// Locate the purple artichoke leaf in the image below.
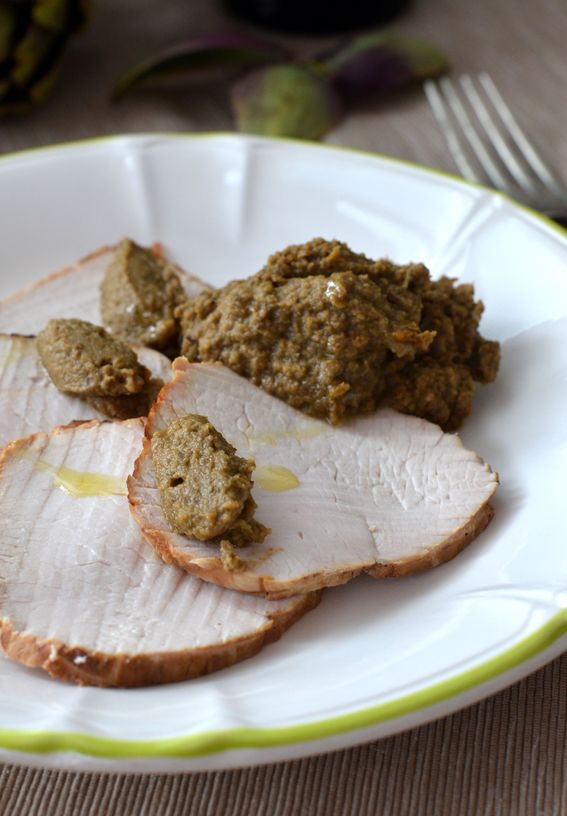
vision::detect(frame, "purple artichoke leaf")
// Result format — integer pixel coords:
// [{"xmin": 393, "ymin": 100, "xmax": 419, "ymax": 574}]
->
[
  {"xmin": 230, "ymin": 64, "xmax": 342, "ymax": 141},
  {"xmin": 112, "ymin": 32, "xmax": 289, "ymax": 100},
  {"xmin": 322, "ymin": 32, "xmax": 448, "ymax": 98}
]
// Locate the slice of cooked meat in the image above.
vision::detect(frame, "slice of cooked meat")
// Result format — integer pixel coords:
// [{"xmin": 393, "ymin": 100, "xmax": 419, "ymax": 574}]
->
[
  {"xmin": 129, "ymin": 360, "xmax": 498, "ymax": 599},
  {"xmin": 0, "ymin": 419, "xmax": 319, "ymax": 688},
  {"xmin": 0, "ymin": 244, "xmax": 210, "ymax": 335},
  {"xmin": 0, "ymin": 334, "xmax": 171, "ymax": 449}
]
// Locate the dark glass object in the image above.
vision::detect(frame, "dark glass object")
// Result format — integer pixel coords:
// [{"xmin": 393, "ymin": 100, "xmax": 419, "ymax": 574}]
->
[{"xmin": 223, "ymin": 0, "xmax": 413, "ymax": 34}]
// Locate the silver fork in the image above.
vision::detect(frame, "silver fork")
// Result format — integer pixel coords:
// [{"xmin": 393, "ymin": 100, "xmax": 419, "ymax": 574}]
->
[{"xmin": 424, "ymin": 72, "xmax": 567, "ymax": 227}]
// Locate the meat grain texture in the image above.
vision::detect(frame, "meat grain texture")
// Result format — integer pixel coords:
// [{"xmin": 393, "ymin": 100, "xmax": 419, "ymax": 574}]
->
[
  {"xmin": 129, "ymin": 360, "xmax": 498, "ymax": 599},
  {"xmin": 0, "ymin": 243, "xmax": 210, "ymax": 336},
  {"xmin": 0, "ymin": 420, "xmax": 319, "ymax": 687},
  {"xmin": 0, "ymin": 333, "xmax": 171, "ymax": 449}
]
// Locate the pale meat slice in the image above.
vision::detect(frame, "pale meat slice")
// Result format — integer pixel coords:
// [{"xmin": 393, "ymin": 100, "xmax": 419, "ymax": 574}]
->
[
  {"xmin": 0, "ymin": 419, "xmax": 319, "ymax": 687},
  {"xmin": 129, "ymin": 361, "xmax": 498, "ymax": 599},
  {"xmin": 0, "ymin": 334, "xmax": 172, "ymax": 449},
  {"xmin": 0, "ymin": 245, "xmax": 210, "ymax": 334}
]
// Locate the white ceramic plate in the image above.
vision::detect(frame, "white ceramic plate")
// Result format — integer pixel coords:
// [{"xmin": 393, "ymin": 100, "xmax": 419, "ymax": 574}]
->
[{"xmin": 0, "ymin": 134, "xmax": 566, "ymax": 773}]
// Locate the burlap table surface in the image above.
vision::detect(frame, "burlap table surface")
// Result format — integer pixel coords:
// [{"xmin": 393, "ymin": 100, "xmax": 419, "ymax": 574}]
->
[{"xmin": 1, "ymin": 0, "xmax": 566, "ymax": 813}]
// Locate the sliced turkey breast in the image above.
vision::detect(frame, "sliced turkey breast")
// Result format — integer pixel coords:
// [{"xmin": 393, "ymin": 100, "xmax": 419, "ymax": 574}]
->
[
  {"xmin": 0, "ymin": 334, "xmax": 171, "ymax": 449},
  {"xmin": 0, "ymin": 245, "xmax": 210, "ymax": 335},
  {"xmin": 129, "ymin": 360, "xmax": 498, "ymax": 599},
  {"xmin": 0, "ymin": 419, "xmax": 319, "ymax": 687}
]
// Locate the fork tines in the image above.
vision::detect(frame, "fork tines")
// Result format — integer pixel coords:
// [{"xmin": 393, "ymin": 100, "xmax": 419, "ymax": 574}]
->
[{"xmin": 424, "ymin": 72, "xmax": 566, "ymax": 206}]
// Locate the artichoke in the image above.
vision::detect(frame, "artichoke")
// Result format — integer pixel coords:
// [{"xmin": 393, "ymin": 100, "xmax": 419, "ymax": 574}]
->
[
  {"xmin": 231, "ymin": 64, "xmax": 342, "ymax": 141},
  {"xmin": 114, "ymin": 29, "xmax": 448, "ymax": 142},
  {"xmin": 0, "ymin": 0, "xmax": 89, "ymax": 116}
]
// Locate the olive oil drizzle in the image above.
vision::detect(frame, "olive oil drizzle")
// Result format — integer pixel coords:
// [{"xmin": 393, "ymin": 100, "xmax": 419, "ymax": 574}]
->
[
  {"xmin": 246, "ymin": 422, "xmax": 326, "ymax": 448},
  {"xmin": 35, "ymin": 460, "xmax": 127, "ymax": 498},
  {"xmin": 0, "ymin": 338, "xmax": 33, "ymax": 372},
  {"xmin": 254, "ymin": 465, "xmax": 299, "ymax": 492}
]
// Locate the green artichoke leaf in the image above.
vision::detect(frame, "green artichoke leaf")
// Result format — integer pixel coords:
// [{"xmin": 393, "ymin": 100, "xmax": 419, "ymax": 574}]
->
[
  {"xmin": 0, "ymin": 5, "xmax": 19, "ymax": 62},
  {"xmin": 231, "ymin": 64, "xmax": 342, "ymax": 140},
  {"xmin": 113, "ymin": 32, "xmax": 288, "ymax": 100},
  {"xmin": 33, "ymin": 0, "xmax": 90, "ymax": 33},
  {"xmin": 11, "ymin": 25, "xmax": 53, "ymax": 87},
  {"xmin": 0, "ymin": 0, "xmax": 90, "ymax": 116},
  {"xmin": 322, "ymin": 32, "xmax": 448, "ymax": 98}
]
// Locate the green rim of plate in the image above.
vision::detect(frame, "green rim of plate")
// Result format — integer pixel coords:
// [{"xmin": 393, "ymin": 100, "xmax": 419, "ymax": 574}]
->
[
  {"xmin": 0, "ymin": 133, "xmax": 566, "ymax": 761},
  {"xmin": 2, "ymin": 609, "xmax": 567, "ymax": 758}
]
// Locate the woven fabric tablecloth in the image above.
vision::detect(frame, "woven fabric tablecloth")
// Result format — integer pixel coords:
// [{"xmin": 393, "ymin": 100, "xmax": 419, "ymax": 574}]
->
[
  {"xmin": 1, "ymin": 657, "xmax": 567, "ymax": 814},
  {"xmin": 1, "ymin": 0, "xmax": 566, "ymax": 813}
]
